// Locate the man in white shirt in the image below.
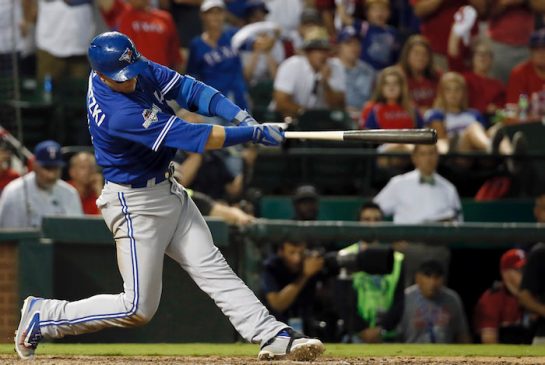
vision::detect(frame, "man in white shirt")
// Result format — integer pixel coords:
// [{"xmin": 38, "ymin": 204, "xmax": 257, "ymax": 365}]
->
[
  {"xmin": 374, "ymin": 144, "xmax": 462, "ymax": 224},
  {"xmin": 374, "ymin": 144, "xmax": 462, "ymax": 286},
  {"xmin": 273, "ymin": 26, "xmax": 346, "ymax": 118},
  {"xmin": 35, "ymin": 0, "xmax": 96, "ymax": 82},
  {"xmin": 0, "ymin": 140, "xmax": 83, "ymax": 228}
]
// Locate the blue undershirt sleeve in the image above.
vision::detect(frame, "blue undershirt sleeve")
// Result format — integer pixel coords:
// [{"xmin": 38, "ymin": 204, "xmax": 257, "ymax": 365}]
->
[
  {"xmin": 175, "ymin": 75, "xmax": 242, "ymax": 122},
  {"xmin": 223, "ymin": 126, "xmax": 254, "ymax": 147}
]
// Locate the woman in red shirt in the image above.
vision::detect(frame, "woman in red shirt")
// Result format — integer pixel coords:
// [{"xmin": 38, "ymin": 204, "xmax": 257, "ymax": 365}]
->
[
  {"xmin": 360, "ymin": 66, "xmax": 423, "ymax": 168},
  {"xmin": 397, "ymin": 35, "xmax": 440, "ymax": 115},
  {"xmin": 360, "ymin": 66, "xmax": 423, "ymax": 129}
]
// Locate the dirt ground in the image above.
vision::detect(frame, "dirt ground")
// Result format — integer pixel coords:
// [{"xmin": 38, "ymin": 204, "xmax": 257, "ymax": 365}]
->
[{"xmin": 2, "ymin": 355, "xmax": 545, "ymax": 365}]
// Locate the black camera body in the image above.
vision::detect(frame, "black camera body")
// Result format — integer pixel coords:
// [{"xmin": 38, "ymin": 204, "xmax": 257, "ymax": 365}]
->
[{"xmin": 324, "ymin": 246, "xmax": 394, "ymax": 275}]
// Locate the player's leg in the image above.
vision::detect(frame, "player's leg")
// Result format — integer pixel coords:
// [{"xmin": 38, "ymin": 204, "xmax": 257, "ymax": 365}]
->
[
  {"xmin": 15, "ymin": 183, "xmax": 177, "ymax": 358},
  {"xmin": 165, "ymin": 189, "xmax": 285, "ymax": 344},
  {"xmin": 165, "ymin": 185, "xmax": 324, "ymax": 360}
]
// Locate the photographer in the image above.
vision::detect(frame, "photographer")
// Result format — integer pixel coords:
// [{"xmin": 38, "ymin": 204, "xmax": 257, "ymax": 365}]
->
[
  {"xmin": 336, "ymin": 203, "xmax": 405, "ymax": 343},
  {"xmin": 261, "ymin": 240, "xmax": 324, "ymax": 336}
]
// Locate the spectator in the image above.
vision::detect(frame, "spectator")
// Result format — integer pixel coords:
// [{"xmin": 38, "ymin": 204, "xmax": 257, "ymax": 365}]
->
[
  {"xmin": 166, "ymin": 0, "xmax": 202, "ymax": 68},
  {"xmin": 0, "ymin": 0, "xmax": 34, "ymax": 79},
  {"xmin": 261, "ymin": 239, "xmax": 325, "ymax": 335},
  {"xmin": 265, "ymin": 0, "xmax": 306, "ymax": 40},
  {"xmin": 337, "ymin": 202, "xmax": 405, "ymax": 343},
  {"xmin": 186, "ymin": 0, "xmax": 248, "ymax": 181},
  {"xmin": 329, "ymin": 0, "xmax": 365, "ymax": 33},
  {"xmin": 425, "ymin": 72, "xmax": 510, "ymax": 155},
  {"xmin": 112, "ymin": 0, "xmax": 184, "ymax": 71},
  {"xmin": 0, "ymin": 141, "xmax": 20, "ymax": 195},
  {"xmin": 474, "ymin": 248, "xmax": 534, "ymax": 344},
  {"xmin": 374, "ymin": 144, "xmax": 462, "ymax": 224},
  {"xmin": 292, "ymin": 184, "xmax": 320, "ymax": 221},
  {"xmin": 519, "ymin": 243, "xmax": 545, "ymax": 345},
  {"xmin": 34, "ymin": 0, "xmax": 95, "ymax": 83},
  {"xmin": 273, "ymin": 26, "xmax": 346, "ymax": 118},
  {"xmin": 373, "ymin": 144, "xmax": 460, "ymax": 285},
  {"xmin": 397, "ymin": 260, "xmax": 471, "ymax": 343},
  {"xmin": 356, "ymin": 0, "xmax": 400, "ymax": 71},
  {"xmin": 332, "ymin": 26, "xmax": 376, "ymax": 122},
  {"xmin": 0, "ymin": 140, "xmax": 82, "ymax": 228},
  {"xmin": 449, "ymin": 36, "xmax": 506, "ymax": 121},
  {"xmin": 360, "ymin": 66, "xmax": 423, "ymax": 130},
  {"xmin": 236, "ymin": 1, "xmax": 285, "ymax": 86},
  {"xmin": 471, "ymin": 0, "xmax": 545, "ymax": 84},
  {"xmin": 187, "ymin": 0, "xmax": 249, "ymax": 112},
  {"xmin": 286, "ymin": 7, "xmax": 324, "ymax": 55},
  {"xmin": 67, "ymin": 152, "xmax": 102, "ymax": 215},
  {"xmin": 410, "ymin": 0, "xmax": 471, "ymax": 71},
  {"xmin": 397, "ymin": 34, "xmax": 440, "ymax": 114},
  {"xmin": 506, "ymin": 29, "xmax": 545, "ymax": 106},
  {"xmin": 360, "ymin": 67, "xmax": 422, "ymax": 166}
]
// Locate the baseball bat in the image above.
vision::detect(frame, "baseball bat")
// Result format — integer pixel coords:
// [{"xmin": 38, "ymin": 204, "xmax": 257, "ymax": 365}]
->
[{"xmin": 284, "ymin": 129, "xmax": 437, "ymax": 144}]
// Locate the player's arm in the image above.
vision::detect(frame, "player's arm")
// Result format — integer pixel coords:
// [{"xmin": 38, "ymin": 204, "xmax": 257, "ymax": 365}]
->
[
  {"xmin": 169, "ymin": 74, "xmax": 259, "ymax": 126},
  {"xmin": 109, "ymin": 106, "xmax": 284, "ymax": 153}
]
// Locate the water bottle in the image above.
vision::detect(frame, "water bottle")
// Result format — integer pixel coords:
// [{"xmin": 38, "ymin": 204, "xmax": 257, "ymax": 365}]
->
[
  {"xmin": 43, "ymin": 73, "xmax": 53, "ymax": 103},
  {"xmin": 518, "ymin": 93, "xmax": 529, "ymax": 122}
]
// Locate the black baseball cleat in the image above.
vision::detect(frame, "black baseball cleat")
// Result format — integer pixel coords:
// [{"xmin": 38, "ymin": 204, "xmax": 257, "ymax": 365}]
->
[
  {"xmin": 258, "ymin": 328, "xmax": 325, "ymax": 361},
  {"xmin": 14, "ymin": 296, "xmax": 44, "ymax": 360}
]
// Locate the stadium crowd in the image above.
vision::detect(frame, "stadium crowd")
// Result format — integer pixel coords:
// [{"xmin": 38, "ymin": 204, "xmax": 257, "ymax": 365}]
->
[{"xmin": 1, "ymin": 0, "xmax": 545, "ymax": 346}]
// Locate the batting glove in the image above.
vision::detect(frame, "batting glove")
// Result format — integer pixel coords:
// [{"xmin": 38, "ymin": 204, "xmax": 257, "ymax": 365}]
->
[{"xmin": 252, "ymin": 124, "xmax": 285, "ymax": 146}]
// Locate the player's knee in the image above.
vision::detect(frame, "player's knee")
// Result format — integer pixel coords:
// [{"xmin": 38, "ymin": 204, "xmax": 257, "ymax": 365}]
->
[{"xmin": 124, "ymin": 311, "xmax": 154, "ymax": 327}]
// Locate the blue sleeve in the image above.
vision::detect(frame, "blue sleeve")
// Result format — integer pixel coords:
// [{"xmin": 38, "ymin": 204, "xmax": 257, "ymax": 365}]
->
[
  {"xmin": 415, "ymin": 110, "xmax": 424, "ymax": 128},
  {"xmin": 365, "ymin": 108, "xmax": 380, "ymax": 129},
  {"xmin": 424, "ymin": 109, "xmax": 444, "ymax": 125},
  {"xmin": 109, "ymin": 105, "xmax": 212, "ymax": 153},
  {"xmin": 151, "ymin": 60, "xmax": 243, "ymax": 122},
  {"xmin": 175, "ymin": 75, "xmax": 243, "ymax": 122},
  {"xmin": 149, "ymin": 61, "xmax": 183, "ymax": 100}
]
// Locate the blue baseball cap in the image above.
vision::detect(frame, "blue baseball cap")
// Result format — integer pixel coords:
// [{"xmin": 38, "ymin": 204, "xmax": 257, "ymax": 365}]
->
[
  {"xmin": 34, "ymin": 140, "xmax": 65, "ymax": 167},
  {"xmin": 337, "ymin": 26, "xmax": 360, "ymax": 43},
  {"xmin": 529, "ymin": 28, "xmax": 545, "ymax": 49}
]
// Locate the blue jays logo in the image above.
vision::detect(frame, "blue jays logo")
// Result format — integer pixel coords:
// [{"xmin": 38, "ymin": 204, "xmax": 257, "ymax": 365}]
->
[
  {"xmin": 119, "ymin": 48, "xmax": 133, "ymax": 64},
  {"xmin": 142, "ymin": 104, "xmax": 161, "ymax": 128}
]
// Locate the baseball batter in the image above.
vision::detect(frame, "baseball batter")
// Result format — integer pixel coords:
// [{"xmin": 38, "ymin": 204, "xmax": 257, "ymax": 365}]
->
[{"xmin": 14, "ymin": 32, "xmax": 324, "ymax": 361}]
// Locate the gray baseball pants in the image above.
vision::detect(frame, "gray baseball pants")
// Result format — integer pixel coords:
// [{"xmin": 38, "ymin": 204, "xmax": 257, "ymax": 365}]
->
[{"xmin": 36, "ymin": 178, "xmax": 286, "ymax": 345}]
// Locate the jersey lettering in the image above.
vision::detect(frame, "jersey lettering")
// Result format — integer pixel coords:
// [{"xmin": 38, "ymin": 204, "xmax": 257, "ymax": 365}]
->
[{"xmin": 89, "ymin": 99, "xmax": 106, "ymax": 126}]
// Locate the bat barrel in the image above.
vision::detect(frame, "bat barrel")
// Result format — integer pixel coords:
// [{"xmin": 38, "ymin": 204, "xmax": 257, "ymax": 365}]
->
[{"xmin": 343, "ymin": 129, "xmax": 437, "ymax": 144}]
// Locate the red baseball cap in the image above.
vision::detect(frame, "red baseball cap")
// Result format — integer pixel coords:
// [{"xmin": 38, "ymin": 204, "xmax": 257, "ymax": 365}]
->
[{"xmin": 500, "ymin": 249, "xmax": 526, "ymax": 271}]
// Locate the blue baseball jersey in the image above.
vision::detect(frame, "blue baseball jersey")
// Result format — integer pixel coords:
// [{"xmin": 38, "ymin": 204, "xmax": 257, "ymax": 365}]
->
[
  {"xmin": 86, "ymin": 60, "xmax": 213, "ymax": 185},
  {"xmin": 186, "ymin": 26, "xmax": 248, "ymax": 110},
  {"xmin": 355, "ymin": 21, "xmax": 399, "ymax": 71}
]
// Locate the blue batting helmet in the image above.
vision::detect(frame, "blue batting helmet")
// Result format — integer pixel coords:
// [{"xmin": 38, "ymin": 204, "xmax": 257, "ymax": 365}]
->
[{"xmin": 88, "ymin": 32, "xmax": 147, "ymax": 82}]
